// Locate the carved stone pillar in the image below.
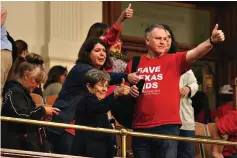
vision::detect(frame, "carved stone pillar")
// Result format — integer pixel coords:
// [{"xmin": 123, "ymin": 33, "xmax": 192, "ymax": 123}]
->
[{"xmin": 46, "ymin": 1, "xmax": 102, "ymax": 70}]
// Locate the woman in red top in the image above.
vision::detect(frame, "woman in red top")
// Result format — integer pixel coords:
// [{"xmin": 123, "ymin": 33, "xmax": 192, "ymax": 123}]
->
[{"xmin": 212, "ymin": 111, "xmax": 237, "ymax": 158}]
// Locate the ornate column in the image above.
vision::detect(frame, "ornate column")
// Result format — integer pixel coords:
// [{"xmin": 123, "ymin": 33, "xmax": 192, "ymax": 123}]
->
[{"xmin": 46, "ymin": 1, "xmax": 102, "ymax": 70}]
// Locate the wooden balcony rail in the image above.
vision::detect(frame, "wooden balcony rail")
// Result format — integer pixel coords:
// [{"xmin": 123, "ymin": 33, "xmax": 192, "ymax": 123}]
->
[{"xmin": 1, "ymin": 116, "xmax": 237, "ymax": 158}]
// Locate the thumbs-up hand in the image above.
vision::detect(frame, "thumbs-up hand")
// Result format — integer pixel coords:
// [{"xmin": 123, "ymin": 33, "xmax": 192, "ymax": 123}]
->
[
  {"xmin": 211, "ymin": 24, "xmax": 225, "ymax": 44},
  {"xmin": 121, "ymin": 3, "xmax": 133, "ymax": 21},
  {"xmin": 114, "ymin": 78, "xmax": 130, "ymax": 98}
]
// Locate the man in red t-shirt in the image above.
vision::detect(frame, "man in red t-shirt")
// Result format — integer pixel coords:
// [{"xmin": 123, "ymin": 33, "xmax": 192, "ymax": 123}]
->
[
  {"xmin": 125, "ymin": 24, "xmax": 225, "ymax": 158},
  {"xmin": 212, "ymin": 111, "xmax": 237, "ymax": 158}
]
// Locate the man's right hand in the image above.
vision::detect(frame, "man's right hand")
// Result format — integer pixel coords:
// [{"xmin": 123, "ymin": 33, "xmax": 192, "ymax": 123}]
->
[{"xmin": 129, "ymin": 85, "xmax": 139, "ymax": 98}]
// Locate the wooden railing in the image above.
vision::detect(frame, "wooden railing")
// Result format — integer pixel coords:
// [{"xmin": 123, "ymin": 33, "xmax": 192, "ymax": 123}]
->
[{"xmin": 1, "ymin": 116, "xmax": 237, "ymax": 158}]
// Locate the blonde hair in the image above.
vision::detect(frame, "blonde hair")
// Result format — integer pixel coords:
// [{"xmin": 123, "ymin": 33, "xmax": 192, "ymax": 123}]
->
[{"xmin": 14, "ymin": 53, "xmax": 47, "ymax": 84}]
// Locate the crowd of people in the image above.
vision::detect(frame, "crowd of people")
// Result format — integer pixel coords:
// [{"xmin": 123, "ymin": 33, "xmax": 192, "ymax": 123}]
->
[{"xmin": 1, "ymin": 4, "xmax": 236, "ymax": 158}]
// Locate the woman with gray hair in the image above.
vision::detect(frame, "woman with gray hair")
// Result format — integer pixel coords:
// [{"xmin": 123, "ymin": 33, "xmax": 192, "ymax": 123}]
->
[{"xmin": 71, "ymin": 69, "xmax": 130, "ymax": 158}]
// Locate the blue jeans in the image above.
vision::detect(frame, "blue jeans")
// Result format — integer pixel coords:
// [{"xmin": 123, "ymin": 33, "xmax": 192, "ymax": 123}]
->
[
  {"xmin": 177, "ymin": 130, "xmax": 195, "ymax": 158},
  {"xmin": 132, "ymin": 124, "xmax": 180, "ymax": 158}
]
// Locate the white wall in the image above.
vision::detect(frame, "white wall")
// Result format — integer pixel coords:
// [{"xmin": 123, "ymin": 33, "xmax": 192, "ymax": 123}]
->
[{"xmin": 2, "ymin": 1, "xmax": 103, "ymax": 71}]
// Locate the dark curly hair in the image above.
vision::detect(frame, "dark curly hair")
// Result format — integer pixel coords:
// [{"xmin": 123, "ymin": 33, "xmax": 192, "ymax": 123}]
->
[{"xmin": 76, "ymin": 38, "xmax": 112, "ymax": 70}]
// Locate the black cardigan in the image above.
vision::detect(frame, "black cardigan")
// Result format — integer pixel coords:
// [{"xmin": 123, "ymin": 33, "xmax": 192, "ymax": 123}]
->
[
  {"xmin": 71, "ymin": 93, "xmax": 118, "ymax": 157},
  {"xmin": 1, "ymin": 80, "xmax": 46, "ymax": 151}
]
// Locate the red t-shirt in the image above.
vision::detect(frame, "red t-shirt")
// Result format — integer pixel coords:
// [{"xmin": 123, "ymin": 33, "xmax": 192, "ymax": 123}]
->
[
  {"xmin": 125, "ymin": 52, "xmax": 189, "ymax": 128},
  {"xmin": 216, "ymin": 101, "xmax": 233, "ymax": 119},
  {"xmin": 216, "ymin": 111, "xmax": 237, "ymax": 156}
]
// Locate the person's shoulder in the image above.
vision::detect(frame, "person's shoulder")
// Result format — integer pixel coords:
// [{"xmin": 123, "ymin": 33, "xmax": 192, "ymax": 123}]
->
[
  {"xmin": 3, "ymin": 85, "xmax": 26, "ymax": 101},
  {"xmin": 217, "ymin": 110, "xmax": 237, "ymax": 125},
  {"xmin": 73, "ymin": 62, "xmax": 93, "ymax": 71},
  {"xmin": 83, "ymin": 93, "xmax": 98, "ymax": 100},
  {"xmin": 140, "ymin": 54, "xmax": 147, "ymax": 59},
  {"xmin": 183, "ymin": 69, "xmax": 194, "ymax": 76},
  {"xmin": 80, "ymin": 93, "xmax": 99, "ymax": 104},
  {"xmin": 4, "ymin": 81, "xmax": 24, "ymax": 93},
  {"xmin": 132, "ymin": 54, "xmax": 147, "ymax": 62},
  {"xmin": 218, "ymin": 101, "xmax": 233, "ymax": 110},
  {"xmin": 48, "ymin": 83, "xmax": 62, "ymax": 88},
  {"xmin": 173, "ymin": 51, "xmax": 187, "ymax": 56}
]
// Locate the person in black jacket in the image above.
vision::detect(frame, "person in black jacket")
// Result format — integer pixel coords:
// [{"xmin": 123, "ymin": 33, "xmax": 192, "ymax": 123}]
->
[
  {"xmin": 1, "ymin": 53, "xmax": 60, "ymax": 152},
  {"xmin": 71, "ymin": 69, "xmax": 131, "ymax": 158},
  {"xmin": 47, "ymin": 38, "xmax": 140, "ymax": 155}
]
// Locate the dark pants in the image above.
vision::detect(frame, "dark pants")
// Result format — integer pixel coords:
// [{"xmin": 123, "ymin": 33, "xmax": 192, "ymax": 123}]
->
[
  {"xmin": 71, "ymin": 131, "xmax": 116, "ymax": 158},
  {"xmin": 177, "ymin": 130, "xmax": 195, "ymax": 158},
  {"xmin": 47, "ymin": 131, "xmax": 74, "ymax": 155},
  {"xmin": 132, "ymin": 124, "xmax": 180, "ymax": 158}
]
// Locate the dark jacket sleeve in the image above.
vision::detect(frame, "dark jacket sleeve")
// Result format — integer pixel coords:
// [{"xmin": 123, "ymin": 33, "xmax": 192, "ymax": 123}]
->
[
  {"xmin": 108, "ymin": 72, "xmax": 128, "ymax": 85},
  {"xmin": 4, "ymin": 87, "xmax": 46, "ymax": 120},
  {"xmin": 82, "ymin": 93, "xmax": 117, "ymax": 115}
]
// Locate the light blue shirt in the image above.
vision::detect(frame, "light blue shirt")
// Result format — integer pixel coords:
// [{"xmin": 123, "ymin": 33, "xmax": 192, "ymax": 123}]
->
[{"xmin": 1, "ymin": 24, "xmax": 12, "ymax": 51}]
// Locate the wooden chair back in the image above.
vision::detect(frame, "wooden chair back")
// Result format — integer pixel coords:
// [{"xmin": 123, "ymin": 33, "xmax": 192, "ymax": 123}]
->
[
  {"xmin": 195, "ymin": 122, "xmax": 207, "ymax": 158},
  {"xmin": 45, "ymin": 95, "xmax": 58, "ymax": 106},
  {"xmin": 30, "ymin": 93, "xmax": 44, "ymax": 107}
]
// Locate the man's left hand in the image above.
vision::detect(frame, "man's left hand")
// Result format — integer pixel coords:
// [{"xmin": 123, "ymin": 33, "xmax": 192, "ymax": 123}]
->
[{"xmin": 211, "ymin": 24, "xmax": 225, "ymax": 44}]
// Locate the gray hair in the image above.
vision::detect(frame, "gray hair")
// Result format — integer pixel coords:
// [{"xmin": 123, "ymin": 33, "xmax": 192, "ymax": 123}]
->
[
  {"xmin": 145, "ymin": 24, "xmax": 165, "ymax": 37},
  {"xmin": 84, "ymin": 69, "xmax": 110, "ymax": 87}
]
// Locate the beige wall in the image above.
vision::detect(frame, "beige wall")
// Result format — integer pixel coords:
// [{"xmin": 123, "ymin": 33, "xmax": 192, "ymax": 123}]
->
[{"xmin": 2, "ymin": 1, "xmax": 102, "ymax": 71}]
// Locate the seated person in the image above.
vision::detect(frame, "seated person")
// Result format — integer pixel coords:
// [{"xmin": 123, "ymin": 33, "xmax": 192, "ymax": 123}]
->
[
  {"xmin": 212, "ymin": 111, "xmax": 237, "ymax": 158},
  {"xmin": 1, "ymin": 53, "xmax": 60, "ymax": 152},
  {"xmin": 15, "ymin": 39, "xmax": 28, "ymax": 58},
  {"xmin": 192, "ymin": 92, "xmax": 216, "ymax": 124},
  {"xmin": 71, "ymin": 69, "xmax": 131, "ymax": 158},
  {"xmin": 216, "ymin": 84, "xmax": 233, "ymax": 120},
  {"xmin": 43, "ymin": 65, "xmax": 68, "ymax": 96}
]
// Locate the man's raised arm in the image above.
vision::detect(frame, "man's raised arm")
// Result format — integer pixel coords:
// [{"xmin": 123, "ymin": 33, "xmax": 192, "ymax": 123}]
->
[{"xmin": 186, "ymin": 24, "xmax": 225, "ymax": 65}]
